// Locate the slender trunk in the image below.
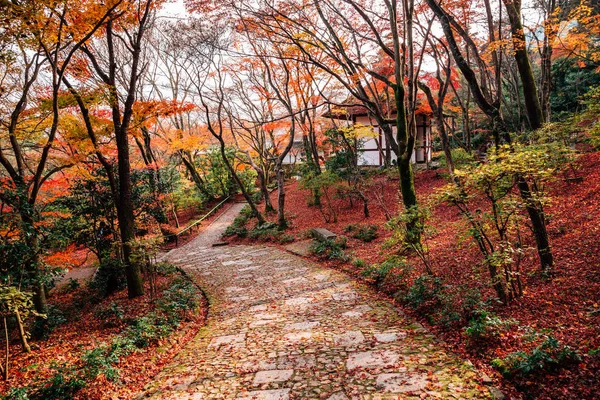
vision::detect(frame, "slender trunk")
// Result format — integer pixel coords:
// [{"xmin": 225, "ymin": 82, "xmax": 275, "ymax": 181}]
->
[
  {"xmin": 517, "ymin": 178, "xmax": 553, "ymax": 273},
  {"xmin": 116, "ymin": 128, "xmax": 144, "ymax": 298},
  {"xmin": 14, "ymin": 309, "xmax": 30, "ymax": 353},
  {"xmin": 136, "ymin": 138, "xmax": 169, "ymax": 228},
  {"xmin": 181, "ymin": 153, "xmax": 214, "ymax": 200},
  {"xmin": 503, "ymin": 0, "xmax": 545, "ymax": 129},
  {"xmin": 302, "ymin": 134, "xmax": 321, "ymax": 205},
  {"xmin": 3, "ymin": 317, "xmax": 8, "ymax": 380},
  {"xmin": 418, "ymin": 82, "xmax": 454, "ymax": 173},
  {"xmin": 276, "ymin": 161, "xmax": 287, "ymax": 229},
  {"xmin": 463, "ymin": 207, "xmax": 508, "ymax": 303},
  {"xmin": 219, "ymin": 142, "xmax": 265, "ymax": 225},
  {"xmin": 540, "ymin": 39, "xmax": 552, "ymax": 121},
  {"xmin": 19, "ymin": 208, "xmax": 48, "ymax": 316},
  {"xmin": 390, "ymin": 0, "xmax": 420, "ymax": 242},
  {"xmin": 438, "ymin": 119, "xmax": 454, "ymax": 173},
  {"xmin": 258, "ymin": 168, "xmax": 274, "ymax": 212}
]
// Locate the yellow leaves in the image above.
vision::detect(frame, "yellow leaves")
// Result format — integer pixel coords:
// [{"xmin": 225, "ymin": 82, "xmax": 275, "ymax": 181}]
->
[{"xmin": 338, "ymin": 124, "xmax": 377, "ymax": 140}]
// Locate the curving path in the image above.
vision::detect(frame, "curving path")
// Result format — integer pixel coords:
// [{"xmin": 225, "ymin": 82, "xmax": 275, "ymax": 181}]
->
[{"xmin": 138, "ymin": 204, "xmax": 491, "ymax": 399}]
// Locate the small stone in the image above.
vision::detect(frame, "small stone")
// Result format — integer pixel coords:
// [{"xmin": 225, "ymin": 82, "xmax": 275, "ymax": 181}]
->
[
  {"xmin": 285, "ymin": 321, "xmax": 320, "ymax": 331},
  {"xmin": 374, "ymin": 332, "xmax": 407, "ymax": 343},
  {"xmin": 285, "ymin": 297, "xmax": 311, "ymax": 306},
  {"xmin": 346, "ymin": 350, "xmax": 400, "ymax": 370},
  {"xmin": 481, "ymin": 373, "xmax": 493, "ymax": 385},
  {"xmin": 253, "ymin": 370, "xmax": 294, "ymax": 385},
  {"xmin": 249, "ymin": 304, "xmax": 268, "ymax": 312},
  {"xmin": 208, "ymin": 334, "xmax": 245, "ymax": 349},
  {"xmin": 237, "ymin": 389, "xmax": 291, "ymax": 400},
  {"xmin": 283, "ymin": 277, "xmax": 309, "ymax": 285},
  {"xmin": 489, "ymin": 387, "xmax": 506, "ymax": 400},
  {"xmin": 332, "ymin": 292, "xmax": 359, "ymax": 301},
  {"xmin": 239, "ymin": 265, "xmax": 260, "ymax": 272},
  {"xmin": 375, "ymin": 373, "xmax": 428, "ymax": 393},
  {"xmin": 283, "ymin": 332, "xmax": 313, "ymax": 342},
  {"xmin": 334, "ymin": 331, "xmax": 365, "ymax": 346},
  {"xmin": 313, "ymin": 273, "xmax": 329, "ymax": 281},
  {"xmin": 342, "ymin": 311, "xmax": 363, "ymax": 318}
]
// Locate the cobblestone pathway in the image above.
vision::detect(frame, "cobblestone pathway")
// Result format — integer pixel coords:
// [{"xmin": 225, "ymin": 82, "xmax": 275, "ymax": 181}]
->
[{"xmin": 139, "ymin": 205, "xmax": 491, "ymax": 399}]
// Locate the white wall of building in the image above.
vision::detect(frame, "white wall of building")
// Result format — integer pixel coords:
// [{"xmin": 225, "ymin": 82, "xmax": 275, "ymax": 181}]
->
[{"xmin": 353, "ymin": 114, "xmax": 431, "ymax": 166}]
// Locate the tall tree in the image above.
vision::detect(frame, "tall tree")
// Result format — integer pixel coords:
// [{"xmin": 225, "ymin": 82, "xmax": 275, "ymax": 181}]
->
[
  {"xmin": 66, "ymin": 0, "xmax": 159, "ymax": 297},
  {"xmin": 0, "ymin": 0, "xmax": 117, "ymax": 312},
  {"xmin": 425, "ymin": 0, "xmax": 554, "ymax": 273}
]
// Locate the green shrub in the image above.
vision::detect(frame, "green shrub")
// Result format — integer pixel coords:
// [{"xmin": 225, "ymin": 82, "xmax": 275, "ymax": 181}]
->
[
  {"xmin": 123, "ymin": 313, "xmax": 172, "ymax": 348},
  {"xmin": 345, "ymin": 224, "xmax": 378, "ymax": 242},
  {"xmin": 65, "ymin": 278, "xmax": 80, "ymax": 292},
  {"xmin": 81, "ymin": 346, "xmax": 120, "ymax": 382},
  {"xmin": 362, "ymin": 256, "xmax": 408, "ymax": 287},
  {"xmin": 90, "ymin": 257, "xmax": 126, "ymax": 296},
  {"xmin": 109, "ymin": 335, "xmax": 138, "ymax": 358},
  {"xmin": 334, "ymin": 235, "xmax": 347, "ymax": 249},
  {"xmin": 247, "ymin": 222, "xmax": 279, "ymax": 241},
  {"xmin": 156, "ymin": 262, "xmax": 178, "ymax": 276},
  {"xmin": 439, "ymin": 148, "xmax": 477, "ymax": 169},
  {"xmin": 156, "ymin": 278, "xmax": 198, "ymax": 325},
  {"xmin": 278, "ymin": 234, "xmax": 295, "ymax": 243},
  {"xmin": 224, "ymin": 214, "xmax": 249, "ymax": 237},
  {"xmin": 352, "ymin": 258, "xmax": 366, "ymax": 268},
  {"xmin": 464, "ymin": 310, "xmax": 515, "ymax": 342},
  {"xmin": 402, "ymin": 275, "xmax": 444, "ymax": 310},
  {"xmin": 29, "ymin": 363, "xmax": 86, "ymax": 400},
  {"xmin": 2, "ymin": 387, "xmax": 28, "ymax": 400},
  {"xmin": 31, "ymin": 304, "xmax": 66, "ymax": 339},
  {"xmin": 95, "ymin": 302, "xmax": 125, "ymax": 328},
  {"xmin": 491, "ymin": 336, "xmax": 581, "ymax": 378},
  {"xmin": 310, "ymin": 238, "xmax": 350, "ymax": 262}
]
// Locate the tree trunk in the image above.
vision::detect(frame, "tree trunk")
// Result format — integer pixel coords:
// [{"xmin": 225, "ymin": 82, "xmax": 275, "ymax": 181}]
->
[
  {"xmin": 389, "ymin": 0, "xmax": 420, "ymax": 242},
  {"xmin": 276, "ymin": 161, "xmax": 287, "ymax": 230},
  {"xmin": 3, "ymin": 317, "xmax": 8, "ymax": 380},
  {"xmin": 257, "ymin": 168, "xmax": 274, "ymax": 212},
  {"xmin": 14, "ymin": 309, "xmax": 30, "ymax": 353},
  {"xmin": 302, "ymin": 133, "xmax": 321, "ymax": 205},
  {"xmin": 219, "ymin": 141, "xmax": 265, "ymax": 225},
  {"xmin": 181, "ymin": 153, "xmax": 214, "ymax": 200},
  {"xmin": 503, "ymin": 0, "xmax": 545, "ymax": 130},
  {"xmin": 438, "ymin": 118, "xmax": 454, "ymax": 173},
  {"xmin": 517, "ymin": 178, "xmax": 553, "ymax": 273},
  {"xmin": 116, "ymin": 128, "xmax": 144, "ymax": 298},
  {"xmin": 418, "ymin": 82, "xmax": 454, "ymax": 173}
]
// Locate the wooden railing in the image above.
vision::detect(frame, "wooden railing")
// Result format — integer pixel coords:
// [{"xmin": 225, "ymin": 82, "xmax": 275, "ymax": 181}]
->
[{"xmin": 169, "ymin": 196, "xmax": 231, "ymax": 247}]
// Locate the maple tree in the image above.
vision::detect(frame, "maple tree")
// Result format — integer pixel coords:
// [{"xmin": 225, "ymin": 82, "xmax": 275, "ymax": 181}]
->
[
  {"xmin": 62, "ymin": 0, "xmax": 164, "ymax": 298},
  {"xmin": 0, "ymin": 0, "xmax": 119, "ymax": 313}
]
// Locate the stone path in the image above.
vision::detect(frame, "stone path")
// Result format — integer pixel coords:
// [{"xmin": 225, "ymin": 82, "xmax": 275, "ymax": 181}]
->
[{"xmin": 139, "ymin": 205, "xmax": 491, "ymax": 399}]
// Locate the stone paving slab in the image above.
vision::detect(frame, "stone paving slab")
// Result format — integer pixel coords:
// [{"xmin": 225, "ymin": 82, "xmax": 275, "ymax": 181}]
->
[{"xmin": 137, "ymin": 205, "xmax": 491, "ymax": 399}]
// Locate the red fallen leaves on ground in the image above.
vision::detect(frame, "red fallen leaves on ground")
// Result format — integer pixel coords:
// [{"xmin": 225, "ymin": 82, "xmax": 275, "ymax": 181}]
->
[
  {"xmin": 1, "ymin": 271, "xmax": 208, "ymax": 399},
  {"xmin": 233, "ymin": 152, "xmax": 600, "ymax": 400}
]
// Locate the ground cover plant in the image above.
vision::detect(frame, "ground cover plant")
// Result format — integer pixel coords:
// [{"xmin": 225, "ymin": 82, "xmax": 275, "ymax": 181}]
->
[{"xmin": 0, "ymin": 263, "xmax": 207, "ymax": 400}]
